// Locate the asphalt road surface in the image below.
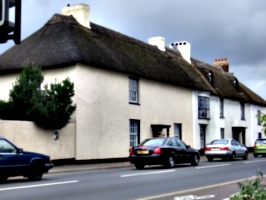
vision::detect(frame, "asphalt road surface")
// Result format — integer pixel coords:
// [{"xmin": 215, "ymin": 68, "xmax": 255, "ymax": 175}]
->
[{"xmin": 1, "ymin": 156, "xmax": 266, "ymax": 200}]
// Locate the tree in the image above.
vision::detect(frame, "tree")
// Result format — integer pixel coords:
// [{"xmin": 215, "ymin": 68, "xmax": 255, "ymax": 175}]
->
[
  {"xmin": 257, "ymin": 112, "xmax": 266, "ymax": 136},
  {"xmin": 8, "ymin": 66, "xmax": 43, "ymax": 121},
  {"xmin": 0, "ymin": 66, "xmax": 76, "ymax": 131},
  {"xmin": 30, "ymin": 78, "xmax": 76, "ymax": 130}
]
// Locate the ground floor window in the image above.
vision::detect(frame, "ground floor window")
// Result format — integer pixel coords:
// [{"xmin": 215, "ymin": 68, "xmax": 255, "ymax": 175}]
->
[
  {"xmin": 200, "ymin": 125, "xmax": 206, "ymax": 149},
  {"xmin": 174, "ymin": 123, "xmax": 182, "ymax": 139},
  {"xmin": 129, "ymin": 119, "xmax": 140, "ymax": 147},
  {"xmin": 220, "ymin": 128, "xmax": 224, "ymax": 139}
]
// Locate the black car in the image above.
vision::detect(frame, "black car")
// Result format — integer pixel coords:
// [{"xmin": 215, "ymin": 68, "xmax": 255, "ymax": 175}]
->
[
  {"xmin": 0, "ymin": 136, "xmax": 54, "ymax": 182},
  {"xmin": 129, "ymin": 137, "xmax": 200, "ymax": 169}
]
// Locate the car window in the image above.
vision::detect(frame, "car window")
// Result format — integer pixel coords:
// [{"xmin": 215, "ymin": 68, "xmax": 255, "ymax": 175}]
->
[
  {"xmin": 176, "ymin": 139, "xmax": 186, "ymax": 148},
  {"xmin": 234, "ymin": 140, "xmax": 240, "ymax": 146},
  {"xmin": 210, "ymin": 140, "xmax": 228, "ymax": 145},
  {"xmin": 0, "ymin": 139, "xmax": 16, "ymax": 153},
  {"xmin": 255, "ymin": 139, "xmax": 266, "ymax": 144},
  {"xmin": 167, "ymin": 139, "xmax": 178, "ymax": 147},
  {"xmin": 141, "ymin": 138, "xmax": 165, "ymax": 146}
]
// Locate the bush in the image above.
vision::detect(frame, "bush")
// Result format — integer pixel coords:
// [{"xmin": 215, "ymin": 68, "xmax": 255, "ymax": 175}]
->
[{"xmin": 230, "ymin": 168, "xmax": 266, "ymax": 200}]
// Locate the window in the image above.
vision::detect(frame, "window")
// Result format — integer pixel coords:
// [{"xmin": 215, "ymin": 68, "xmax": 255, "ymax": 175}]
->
[
  {"xmin": 129, "ymin": 120, "xmax": 140, "ymax": 147},
  {"xmin": 258, "ymin": 110, "xmax": 261, "ymax": 125},
  {"xmin": 174, "ymin": 123, "xmax": 182, "ymax": 139},
  {"xmin": 220, "ymin": 98, "xmax": 224, "ymax": 118},
  {"xmin": 208, "ymin": 71, "xmax": 213, "ymax": 85},
  {"xmin": 240, "ymin": 103, "xmax": 245, "ymax": 120},
  {"xmin": 258, "ymin": 132, "xmax": 262, "ymax": 139},
  {"xmin": 0, "ymin": 139, "xmax": 16, "ymax": 153},
  {"xmin": 220, "ymin": 128, "xmax": 224, "ymax": 139},
  {"xmin": 129, "ymin": 78, "xmax": 138, "ymax": 104},
  {"xmin": 198, "ymin": 96, "xmax": 210, "ymax": 119},
  {"xmin": 233, "ymin": 78, "xmax": 238, "ymax": 89}
]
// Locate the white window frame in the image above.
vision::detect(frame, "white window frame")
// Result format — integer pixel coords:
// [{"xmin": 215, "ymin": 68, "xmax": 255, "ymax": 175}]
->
[
  {"xmin": 129, "ymin": 78, "xmax": 138, "ymax": 103},
  {"xmin": 198, "ymin": 96, "xmax": 210, "ymax": 119},
  {"xmin": 130, "ymin": 120, "xmax": 139, "ymax": 147}
]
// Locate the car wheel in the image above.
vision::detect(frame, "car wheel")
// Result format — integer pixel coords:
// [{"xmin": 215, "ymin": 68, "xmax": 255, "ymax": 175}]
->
[
  {"xmin": 135, "ymin": 164, "xmax": 144, "ymax": 169},
  {"xmin": 165, "ymin": 155, "xmax": 175, "ymax": 168},
  {"xmin": 242, "ymin": 151, "xmax": 248, "ymax": 160},
  {"xmin": 207, "ymin": 157, "xmax": 213, "ymax": 162},
  {"xmin": 191, "ymin": 154, "xmax": 199, "ymax": 166},
  {"xmin": 254, "ymin": 153, "xmax": 258, "ymax": 158},
  {"xmin": 230, "ymin": 152, "xmax": 236, "ymax": 161},
  {"xmin": 28, "ymin": 162, "xmax": 43, "ymax": 181}
]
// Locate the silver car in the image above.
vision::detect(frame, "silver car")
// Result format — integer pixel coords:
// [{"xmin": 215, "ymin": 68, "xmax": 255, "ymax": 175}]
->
[{"xmin": 204, "ymin": 139, "xmax": 248, "ymax": 162}]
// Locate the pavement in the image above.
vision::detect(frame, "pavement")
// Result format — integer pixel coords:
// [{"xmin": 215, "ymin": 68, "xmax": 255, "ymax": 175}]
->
[
  {"xmin": 49, "ymin": 160, "xmax": 133, "ymax": 174},
  {"xmin": 50, "ymin": 156, "xmax": 207, "ymax": 174}
]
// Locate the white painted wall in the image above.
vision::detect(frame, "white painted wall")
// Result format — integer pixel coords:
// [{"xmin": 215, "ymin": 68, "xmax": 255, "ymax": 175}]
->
[
  {"xmin": 193, "ymin": 91, "xmax": 266, "ymax": 149},
  {"xmin": 0, "ymin": 120, "xmax": 75, "ymax": 160},
  {"xmin": 74, "ymin": 64, "xmax": 194, "ymax": 160}
]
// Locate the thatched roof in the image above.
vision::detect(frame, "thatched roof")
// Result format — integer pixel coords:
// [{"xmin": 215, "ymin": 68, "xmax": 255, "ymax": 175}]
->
[{"xmin": 0, "ymin": 13, "xmax": 265, "ymax": 106}]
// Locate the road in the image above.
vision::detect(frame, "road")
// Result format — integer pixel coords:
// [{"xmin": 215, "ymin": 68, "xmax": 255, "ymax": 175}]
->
[{"xmin": 0, "ymin": 156, "xmax": 266, "ymax": 200}]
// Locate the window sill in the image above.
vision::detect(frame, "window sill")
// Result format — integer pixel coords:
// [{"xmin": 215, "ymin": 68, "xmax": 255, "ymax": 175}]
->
[
  {"xmin": 198, "ymin": 118, "xmax": 210, "ymax": 120},
  {"xmin": 129, "ymin": 102, "xmax": 140, "ymax": 106}
]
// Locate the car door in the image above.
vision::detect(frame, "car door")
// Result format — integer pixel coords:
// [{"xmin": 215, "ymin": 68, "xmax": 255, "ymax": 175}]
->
[
  {"xmin": 166, "ymin": 138, "xmax": 184, "ymax": 162},
  {"xmin": 0, "ymin": 139, "xmax": 24, "ymax": 177},
  {"xmin": 231, "ymin": 140, "xmax": 242, "ymax": 156},
  {"xmin": 175, "ymin": 139, "xmax": 190, "ymax": 162},
  {"xmin": 234, "ymin": 140, "xmax": 245, "ymax": 156}
]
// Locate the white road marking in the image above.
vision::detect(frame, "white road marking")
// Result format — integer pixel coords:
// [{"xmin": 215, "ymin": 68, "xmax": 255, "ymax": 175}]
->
[
  {"xmin": 120, "ymin": 170, "xmax": 175, "ymax": 177},
  {"xmin": 244, "ymin": 160, "xmax": 266, "ymax": 164},
  {"xmin": 0, "ymin": 180, "xmax": 78, "ymax": 191},
  {"xmin": 195, "ymin": 164, "xmax": 230, "ymax": 169},
  {"xmin": 136, "ymin": 177, "xmax": 256, "ymax": 200}
]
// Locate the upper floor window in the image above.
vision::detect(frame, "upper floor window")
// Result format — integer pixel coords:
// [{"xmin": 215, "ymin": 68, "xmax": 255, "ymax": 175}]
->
[
  {"xmin": 129, "ymin": 78, "xmax": 138, "ymax": 104},
  {"xmin": 233, "ymin": 78, "xmax": 238, "ymax": 89},
  {"xmin": 258, "ymin": 110, "xmax": 261, "ymax": 125},
  {"xmin": 198, "ymin": 96, "xmax": 210, "ymax": 119},
  {"xmin": 208, "ymin": 71, "xmax": 213, "ymax": 85},
  {"xmin": 240, "ymin": 103, "xmax": 245, "ymax": 120},
  {"xmin": 220, "ymin": 98, "xmax": 224, "ymax": 118}
]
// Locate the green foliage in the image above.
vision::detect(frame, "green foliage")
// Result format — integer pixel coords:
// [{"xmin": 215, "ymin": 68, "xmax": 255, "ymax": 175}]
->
[
  {"xmin": 230, "ymin": 168, "xmax": 266, "ymax": 200},
  {"xmin": 8, "ymin": 66, "xmax": 44, "ymax": 121},
  {"xmin": 30, "ymin": 78, "xmax": 76, "ymax": 130},
  {"xmin": 0, "ymin": 66, "xmax": 76, "ymax": 130},
  {"xmin": 0, "ymin": 100, "xmax": 13, "ymax": 120},
  {"xmin": 257, "ymin": 112, "xmax": 266, "ymax": 136}
]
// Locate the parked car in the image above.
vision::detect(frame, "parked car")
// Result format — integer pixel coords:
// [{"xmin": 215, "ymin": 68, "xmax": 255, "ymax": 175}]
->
[
  {"xmin": 253, "ymin": 138, "xmax": 266, "ymax": 157},
  {"xmin": 0, "ymin": 136, "xmax": 54, "ymax": 182},
  {"xmin": 204, "ymin": 139, "xmax": 248, "ymax": 162},
  {"xmin": 129, "ymin": 137, "xmax": 200, "ymax": 169}
]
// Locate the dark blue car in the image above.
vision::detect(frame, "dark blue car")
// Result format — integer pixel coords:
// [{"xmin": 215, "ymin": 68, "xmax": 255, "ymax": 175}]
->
[{"xmin": 0, "ymin": 136, "xmax": 54, "ymax": 182}]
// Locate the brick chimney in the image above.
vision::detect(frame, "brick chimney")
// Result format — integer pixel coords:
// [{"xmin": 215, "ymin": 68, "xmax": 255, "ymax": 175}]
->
[
  {"xmin": 62, "ymin": 4, "xmax": 90, "ymax": 28},
  {"xmin": 213, "ymin": 58, "xmax": 229, "ymax": 72}
]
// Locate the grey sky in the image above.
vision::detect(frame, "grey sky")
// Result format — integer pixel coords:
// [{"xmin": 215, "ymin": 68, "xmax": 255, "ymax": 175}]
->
[{"xmin": 1, "ymin": 0, "xmax": 266, "ymax": 99}]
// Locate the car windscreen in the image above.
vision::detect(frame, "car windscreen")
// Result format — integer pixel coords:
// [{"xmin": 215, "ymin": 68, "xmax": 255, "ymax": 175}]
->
[
  {"xmin": 210, "ymin": 139, "xmax": 229, "ymax": 145},
  {"xmin": 141, "ymin": 138, "xmax": 165, "ymax": 146},
  {"xmin": 255, "ymin": 139, "xmax": 266, "ymax": 144}
]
